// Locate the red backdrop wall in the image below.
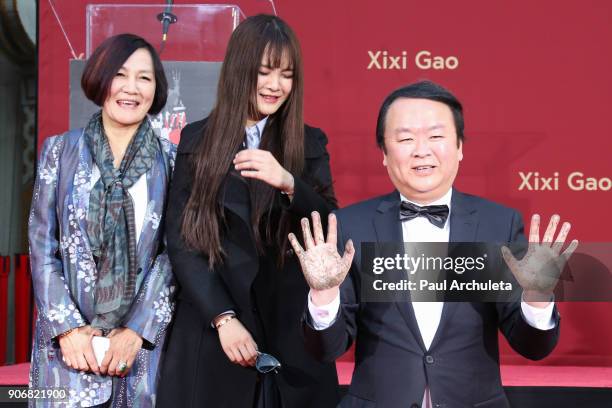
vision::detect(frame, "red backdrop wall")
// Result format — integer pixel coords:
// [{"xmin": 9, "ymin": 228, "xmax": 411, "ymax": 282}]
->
[{"xmin": 38, "ymin": 0, "xmax": 612, "ymax": 366}]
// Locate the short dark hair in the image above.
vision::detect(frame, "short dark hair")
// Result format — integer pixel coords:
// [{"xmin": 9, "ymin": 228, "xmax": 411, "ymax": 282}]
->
[
  {"xmin": 81, "ymin": 33, "xmax": 168, "ymax": 115},
  {"xmin": 376, "ymin": 80, "xmax": 464, "ymax": 150}
]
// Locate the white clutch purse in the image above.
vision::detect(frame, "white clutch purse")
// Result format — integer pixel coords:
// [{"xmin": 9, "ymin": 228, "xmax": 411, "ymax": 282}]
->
[{"xmin": 91, "ymin": 335, "xmax": 110, "ymax": 366}]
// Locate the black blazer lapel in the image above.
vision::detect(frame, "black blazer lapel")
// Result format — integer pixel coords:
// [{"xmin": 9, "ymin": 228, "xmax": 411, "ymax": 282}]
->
[
  {"xmin": 220, "ymin": 171, "xmax": 251, "ymax": 227},
  {"xmin": 180, "ymin": 117, "xmax": 252, "ymax": 229},
  {"xmin": 373, "ymin": 191, "xmax": 428, "ymax": 352},
  {"xmin": 217, "ymin": 171, "xmax": 261, "ymax": 290},
  {"xmin": 430, "ymin": 189, "xmax": 479, "ymax": 351}
]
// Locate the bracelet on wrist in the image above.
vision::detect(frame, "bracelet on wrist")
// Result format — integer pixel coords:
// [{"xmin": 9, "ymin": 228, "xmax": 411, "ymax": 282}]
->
[
  {"xmin": 215, "ymin": 314, "xmax": 236, "ymax": 329},
  {"xmin": 58, "ymin": 327, "xmax": 76, "ymax": 339},
  {"xmin": 281, "ymin": 173, "xmax": 295, "ymax": 196}
]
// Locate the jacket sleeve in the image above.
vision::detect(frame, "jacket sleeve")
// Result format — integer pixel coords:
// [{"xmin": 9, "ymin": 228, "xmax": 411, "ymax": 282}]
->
[
  {"xmin": 496, "ymin": 210, "xmax": 561, "ymax": 360},
  {"xmin": 282, "ymin": 127, "xmax": 338, "ymax": 217},
  {"xmin": 303, "ymin": 215, "xmax": 358, "ymax": 362},
  {"xmin": 165, "ymin": 140, "xmax": 237, "ymax": 327},
  {"xmin": 124, "ymin": 251, "xmax": 176, "ymax": 346},
  {"xmin": 29, "ymin": 135, "xmax": 87, "ymax": 343}
]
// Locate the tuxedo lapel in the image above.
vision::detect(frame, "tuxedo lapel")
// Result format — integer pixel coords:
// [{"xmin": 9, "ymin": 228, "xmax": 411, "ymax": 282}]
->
[
  {"xmin": 430, "ymin": 189, "xmax": 479, "ymax": 350},
  {"xmin": 373, "ymin": 192, "xmax": 428, "ymax": 352},
  {"xmin": 449, "ymin": 190, "xmax": 479, "ymax": 243},
  {"xmin": 372, "ymin": 192, "xmax": 402, "ymax": 244}
]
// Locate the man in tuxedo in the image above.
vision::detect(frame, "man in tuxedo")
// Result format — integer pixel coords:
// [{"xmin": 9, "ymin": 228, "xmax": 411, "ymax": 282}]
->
[{"xmin": 288, "ymin": 81, "xmax": 577, "ymax": 408}]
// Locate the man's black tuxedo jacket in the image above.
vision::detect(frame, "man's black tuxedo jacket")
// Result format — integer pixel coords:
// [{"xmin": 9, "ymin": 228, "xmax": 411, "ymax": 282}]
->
[
  {"xmin": 304, "ymin": 190, "xmax": 560, "ymax": 408},
  {"xmin": 158, "ymin": 118, "xmax": 340, "ymax": 408}
]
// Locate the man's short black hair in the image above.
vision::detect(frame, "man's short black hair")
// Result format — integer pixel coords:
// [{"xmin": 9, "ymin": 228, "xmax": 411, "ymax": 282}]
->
[{"xmin": 376, "ymin": 80, "xmax": 464, "ymax": 150}]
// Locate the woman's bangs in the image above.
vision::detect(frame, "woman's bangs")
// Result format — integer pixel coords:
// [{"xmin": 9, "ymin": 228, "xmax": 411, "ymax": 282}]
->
[{"xmin": 263, "ymin": 39, "xmax": 295, "ymax": 70}]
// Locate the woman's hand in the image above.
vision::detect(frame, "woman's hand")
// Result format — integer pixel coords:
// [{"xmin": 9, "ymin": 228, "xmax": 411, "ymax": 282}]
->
[
  {"xmin": 99, "ymin": 327, "xmax": 143, "ymax": 377},
  {"xmin": 234, "ymin": 149, "xmax": 294, "ymax": 194},
  {"xmin": 216, "ymin": 317, "xmax": 258, "ymax": 367},
  {"xmin": 58, "ymin": 325, "xmax": 102, "ymax": 375}
]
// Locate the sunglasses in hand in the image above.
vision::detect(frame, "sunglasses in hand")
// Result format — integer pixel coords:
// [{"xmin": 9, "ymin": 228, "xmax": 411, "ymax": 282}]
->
[{"xmin": 256, "ymin": 352, "xmax": 281, "ymax": 374}]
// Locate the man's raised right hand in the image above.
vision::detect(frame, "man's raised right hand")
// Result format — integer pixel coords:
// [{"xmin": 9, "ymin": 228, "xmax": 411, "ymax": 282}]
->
[{"xmin": 288, "ymin": 212, "xmax": 354, "ymax": 304}]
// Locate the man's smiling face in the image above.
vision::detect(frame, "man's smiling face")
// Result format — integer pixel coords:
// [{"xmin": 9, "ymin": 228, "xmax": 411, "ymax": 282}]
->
[{"xmin": 382, "ymin": 98, "xmax": 463, "ymax": 204}]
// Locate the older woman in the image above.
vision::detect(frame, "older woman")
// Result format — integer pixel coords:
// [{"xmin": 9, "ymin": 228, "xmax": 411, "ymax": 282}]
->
[{"xmin": 29, "ymin": 34, "xmax": 175, "ymax": 407}]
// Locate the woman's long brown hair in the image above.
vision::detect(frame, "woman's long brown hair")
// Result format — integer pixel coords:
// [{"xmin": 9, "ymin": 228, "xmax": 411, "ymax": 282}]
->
[{"xmin": 181, "ymin": 15, "xmax": 305, "ymax": 268}]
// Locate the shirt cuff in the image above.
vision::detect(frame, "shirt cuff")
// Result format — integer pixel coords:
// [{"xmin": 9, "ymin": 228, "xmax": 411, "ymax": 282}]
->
[
  {"xmin": 520, "ymin": 294, "xmax": 556, "ymax": 330},
  {"xmin": 307, "ymin": 291, "xmax": 341, "ymax": 331}
]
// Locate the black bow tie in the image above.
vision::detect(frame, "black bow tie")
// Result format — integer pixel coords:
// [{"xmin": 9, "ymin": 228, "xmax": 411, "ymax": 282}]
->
[{"xmin": 399, "ymin": 201, "xmax": 449, "ymax": 228}]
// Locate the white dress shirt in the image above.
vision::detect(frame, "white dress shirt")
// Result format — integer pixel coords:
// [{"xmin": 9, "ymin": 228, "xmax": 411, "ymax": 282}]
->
[
  {"xmin": 308, "ymin": 188, "xmax": 556, "ymax": 407},
  {"xmin": 245, "ymin": 116, "xmax": 268, "ymax": 149}
]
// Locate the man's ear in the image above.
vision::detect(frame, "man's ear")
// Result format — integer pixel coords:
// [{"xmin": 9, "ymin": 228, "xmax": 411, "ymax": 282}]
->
[
  {"xmin": 383, "ymin": 151, "xmax": 387, "ymax": 166},
  {"xmin": 458, "ymin": 140, "xmax": 463, "ymax": 162}
]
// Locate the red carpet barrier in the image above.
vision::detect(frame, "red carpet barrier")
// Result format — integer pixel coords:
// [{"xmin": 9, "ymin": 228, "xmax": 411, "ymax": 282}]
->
[
  {"xmin": 13, "ymin": 255, "xmax": 32, "ymax": 363},
  {"xmin": 3, "ymin": 362, "xmax": 612, "ymax": 388},
  {"xmin": 0, "ymin": 256, "xmax": 8, "ymax": 365},
  {"xmin": 2, "ymin": 362, "xmax": 611, "ymax": 407}
]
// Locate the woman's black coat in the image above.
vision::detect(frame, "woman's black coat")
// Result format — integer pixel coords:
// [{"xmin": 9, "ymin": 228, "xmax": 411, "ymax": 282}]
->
[{"xmin": 157, "ymin": 118, "xmax": 340, "ymax": 407}]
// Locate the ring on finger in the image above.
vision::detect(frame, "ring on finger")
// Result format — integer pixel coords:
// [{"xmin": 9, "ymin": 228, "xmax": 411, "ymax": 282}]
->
[{"xmin": 118, "ymin": 361, "xmax": 128, "ymax": 372}]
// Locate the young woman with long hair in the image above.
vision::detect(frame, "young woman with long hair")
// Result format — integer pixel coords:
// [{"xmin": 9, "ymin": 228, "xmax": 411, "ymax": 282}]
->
[{"xmin": 157, "ymin": 14, "xmax": 339, "ymax": 408}]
